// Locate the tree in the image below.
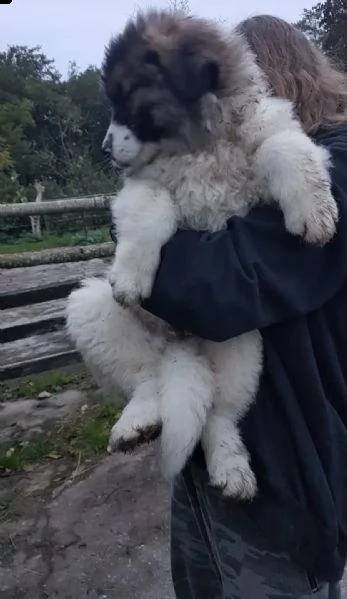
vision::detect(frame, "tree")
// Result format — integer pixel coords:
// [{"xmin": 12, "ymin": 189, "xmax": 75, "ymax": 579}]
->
[
  {"xmin": 65, "ymin": 66, "xmax": 110, "ymax": 167},
  {"xmin": 322, "ymin": 0, "xmax": 347, "ymax": 66},
  {"xmin": 296, "ymin": 0, "xmax": 347, "ymax": 67},
  {"xmin": 295, "ymin": 4, "xmax": 326, "ymax": 46},
  {"xmin": 169, "ymin": 0, "xmax": 191, "ymax": 12},
  {"xmin": 0, "ymin": 45, "xmax": 117, "ymax": 206}
]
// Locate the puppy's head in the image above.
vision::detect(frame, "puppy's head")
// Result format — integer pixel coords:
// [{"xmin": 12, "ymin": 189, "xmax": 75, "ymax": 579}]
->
[{"xmin": 101, "ymin": 10, "xmax": 231, "ymax": 169}]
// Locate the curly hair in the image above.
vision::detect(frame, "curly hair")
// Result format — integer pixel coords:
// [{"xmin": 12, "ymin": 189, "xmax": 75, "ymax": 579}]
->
[{"xmin": 237, "ymin": 15, "xmax": 347, "ymax": 134}]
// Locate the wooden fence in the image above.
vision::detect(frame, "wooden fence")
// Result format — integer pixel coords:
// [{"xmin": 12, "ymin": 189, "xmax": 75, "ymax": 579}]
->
[
  {"xmin": 0, "ymin": 195, "xmax": 114, "ymax": 380},
  {"xmin": 0, "ymin": 195, "xmax": 114, "ymax": 217},
  {"xmin": 0, "ymin": 194, "xmax": 116, "ymax": 268}
]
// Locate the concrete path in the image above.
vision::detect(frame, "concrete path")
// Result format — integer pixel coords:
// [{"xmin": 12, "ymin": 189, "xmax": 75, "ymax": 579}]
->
[
  {"xmin": 0, "ymin": 446, "xmax": 174, "ymax": 599},
  {"xmin": 0, "ymin": 385, "xmax": 346, "ymax": 599}
]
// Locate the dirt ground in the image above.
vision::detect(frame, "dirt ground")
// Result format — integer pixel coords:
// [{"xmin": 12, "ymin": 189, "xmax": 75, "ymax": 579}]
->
[
  {"xmin": 1, "ymin": 386, "xmax": 346, "ymax": 599},
  {"xmin": 0, "ymin": 385, "xmax": 174, "ymax": 599}
]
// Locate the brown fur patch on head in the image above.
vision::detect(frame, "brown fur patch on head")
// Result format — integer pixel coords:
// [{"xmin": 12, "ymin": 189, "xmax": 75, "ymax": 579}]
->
[{"xmin": 102, "ymin": 10, "xmax": 237, "ymax": 143}]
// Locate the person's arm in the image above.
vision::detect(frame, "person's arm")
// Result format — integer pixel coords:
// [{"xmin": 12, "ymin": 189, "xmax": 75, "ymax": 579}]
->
[{"xmin": 143, "ymin": 131, "xmax": 347, "ymax": 342}]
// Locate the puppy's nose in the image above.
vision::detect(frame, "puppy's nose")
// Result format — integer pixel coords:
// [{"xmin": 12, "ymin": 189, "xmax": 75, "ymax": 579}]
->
[{"xmin": 102, "ymin": 133, "xmax": 113, "ymax": 155}]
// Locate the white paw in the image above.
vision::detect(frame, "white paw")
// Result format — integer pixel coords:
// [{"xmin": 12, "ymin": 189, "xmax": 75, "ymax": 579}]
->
[
  {"xmin": 208, "ymin": 454, "xmax": 257, "ymax": 500},
  {"xmin": 284, "ymin": 186, "xmax": 338, "ymax": 247},
  {"xmin": 107, "ymin": 402, "xmax": 161, "ymax": 453},
  {"xmin": 108, "ymin": 264, "xmax": 154, "ymax": 307}
]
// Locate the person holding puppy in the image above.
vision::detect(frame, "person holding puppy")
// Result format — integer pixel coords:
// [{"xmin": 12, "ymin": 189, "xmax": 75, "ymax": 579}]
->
[{"xmin": 143, "ymin": 15, "xmax": 347, "ymax": 599}]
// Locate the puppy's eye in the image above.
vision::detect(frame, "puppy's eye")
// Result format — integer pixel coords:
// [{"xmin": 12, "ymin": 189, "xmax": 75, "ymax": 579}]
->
[
  {"xmin": 106, "ymin": 82, "xmax": 123, "ymax": 107},
  {"xmin": 144, "ymin": 50, "xmax": 160, "ymax": 66},
  {"xmin": 134, "ymin": 104, "xmax": 165, "ymax": 142},
  {"xmin": 114, "ymin": 83, "xmax": 123, "ymax": 99},
  {"xmin": 138, "ymin": 105, "xmax": 155, "ymax": 125}
]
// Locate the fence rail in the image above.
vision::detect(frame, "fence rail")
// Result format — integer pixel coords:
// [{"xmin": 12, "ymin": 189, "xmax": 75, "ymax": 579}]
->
[
  {"xmin": 0, "ymin": 242, "xmax": 114, "ymax": 268},
  {"xmin": 0, "ymin": 192, "xmax": 116, "ymax": 268},
  {"xmin": 0, "ymin": 194, "xmax": 115, "ymax": 217},
  {"xmin": 0, "ymin": 192, "xmax": 114, "ymax": 378}
]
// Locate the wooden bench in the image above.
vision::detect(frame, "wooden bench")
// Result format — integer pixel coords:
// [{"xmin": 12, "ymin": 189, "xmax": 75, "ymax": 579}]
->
[{"xmin": 0, "ymin": 259, "xmax": 108, "ymax": 381}]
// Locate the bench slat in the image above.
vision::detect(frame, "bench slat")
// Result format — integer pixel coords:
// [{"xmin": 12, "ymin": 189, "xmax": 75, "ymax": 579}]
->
[
  {"xmin": 0, "ymin": 330, "xmax": 80, "ymax": 381},
  {"xmin": 1, "ymin": 298, "xmax": 66, "ymax": 343},
  {"xmin": 0, "ymin": 259, "xmax": 109, "ymax": 379},
  {"xmin": 0, "ymin": 259, "xmax": 109, "ymax": 309}
]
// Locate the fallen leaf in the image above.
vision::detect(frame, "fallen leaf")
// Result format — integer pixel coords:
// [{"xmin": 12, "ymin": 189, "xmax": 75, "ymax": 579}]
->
[
  {"xmin": 23, "ymin": 464, "xmax": 35, "ymax": 473},
  {"xmin": 45, "ymin": 452, "xmax": 62, "ymax": 460},
  {"xmin": 38, "ymin": 391, "xmax": 52, "ymax": 400}
]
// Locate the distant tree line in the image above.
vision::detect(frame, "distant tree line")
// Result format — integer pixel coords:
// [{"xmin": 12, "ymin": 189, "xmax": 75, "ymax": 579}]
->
[
  {"xmin": 0, "ymin": 0, "xmax": 346, "ymax": 211},
  {"xmin": 0, "ymin": 46, "xmax": 117, "ymax": 208},
  {"xmin": 295, "ymin": 0, "xmax": 347, "ymax": 67}
]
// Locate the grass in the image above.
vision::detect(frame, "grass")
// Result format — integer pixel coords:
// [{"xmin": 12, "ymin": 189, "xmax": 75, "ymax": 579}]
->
[
  {"xmin": 0, "ymin": 233, "xmax": 76, "ymax": 254},
  {"xmin": 0, "ymin": 366, "xmax": 121, "ymax": 475},
  {"xmin": 0, "ymin": 365, "xmax": 95, "ymax": 402},
  {"xmin": 0, "ymin": 227, "xmax": 110, "ymax": 254},
  {"xmin": 0, "ymin": 440, "xmax": 58, "ymax": 473},
  {"xmin": 66, "ymin": 402, "xmax": 122, "ymax": 458},
  {"xmin": 0, "ymin": 401, "xmax": 122, "ymax": 474}
]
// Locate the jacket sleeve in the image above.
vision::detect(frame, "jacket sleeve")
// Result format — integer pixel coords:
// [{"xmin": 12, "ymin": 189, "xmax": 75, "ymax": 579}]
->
[{"xmin": 143, "ymin": 134, "xmax": 347, "ymax": 342}]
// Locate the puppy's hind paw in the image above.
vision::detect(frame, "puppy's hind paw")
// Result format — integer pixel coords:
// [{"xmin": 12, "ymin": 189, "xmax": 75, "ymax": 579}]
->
[
  {"xmin": 107, "ymin": 397, "xmax": 162, "ymax": 453},
  {"xmin": 208, "ymin": 455, "xmax": 257, "ymax": 500},
  {"xmin": 107, "ymin": 421, "xmax": 161, "ymax": 453}
]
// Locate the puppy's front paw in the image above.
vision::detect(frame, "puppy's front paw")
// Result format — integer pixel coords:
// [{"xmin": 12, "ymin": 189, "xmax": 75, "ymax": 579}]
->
[
  {"xmin": 284, "ymin": 186, "xmax": 338, "ymax": 247},
  {"xmin": 108, "ymin": 265, "xmax": 153, "ymax": 307}
]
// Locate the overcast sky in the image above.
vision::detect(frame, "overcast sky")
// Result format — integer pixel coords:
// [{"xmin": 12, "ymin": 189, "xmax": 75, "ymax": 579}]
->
[{"xmin": 1, "ymin": 0, "xmax": 311, "ymax": 75}]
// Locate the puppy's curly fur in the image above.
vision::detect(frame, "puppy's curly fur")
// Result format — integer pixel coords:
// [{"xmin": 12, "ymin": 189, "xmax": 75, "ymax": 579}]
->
[{"xmin": 67, "ymin": 10, "xmax": 338, "ymax": 498}]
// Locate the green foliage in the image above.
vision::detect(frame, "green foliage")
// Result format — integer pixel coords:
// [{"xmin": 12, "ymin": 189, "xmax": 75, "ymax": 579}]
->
[
  {"xmin": 0, "ymin": 400, "xmax": 121, "ymax": 473},
  {"xmin": 0, "ymin": 440, "xmax": 57, "ymax": 472},
  {"xmin": 0, "ymin": 365, "xmax": 93, "ymax": 401},
  {"xmin": 0, "ymin": 44, "xmax": 117, "ymax": 210},
  {"xmin": 296, "ymin": 0, "xmax": 347, "ymax": 67},
  {"xmin": 0, "ymin": 227, "xmax": 110, "ymax": 254},
  {"xmin": 296, "ymin": 4, "xmax": 327, "ymax": 45},
  {"xmin": 68, "ymin": 402, "xmax": 122, "ymax": 457},
  {"xmin": 322, "ymin": 0, "xmax": 347, "ymax": 66}
]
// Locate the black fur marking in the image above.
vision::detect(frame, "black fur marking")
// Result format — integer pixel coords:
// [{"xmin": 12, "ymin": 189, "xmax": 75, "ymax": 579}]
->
[
  {"xmin": 133, "ymin": 105, "xmax": 168, "ymax": 142},
  {"xmin": 101, "ymin": 11, "xmax": 223, "ymax": 143},
  {"xmin": 144, "ymin": 49, "xmax": 160, "ymax": 66},
  {"xmin": 102, "ymin": 23, "xmax": 139, "ymax": 82},
  {"xmin": 161, "ymin": 54, "xmax": 220, "ymax": 104}
]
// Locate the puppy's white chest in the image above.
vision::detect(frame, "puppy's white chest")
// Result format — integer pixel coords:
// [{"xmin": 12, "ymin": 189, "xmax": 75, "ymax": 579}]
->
[{"xmin": 155, "ymin": 144, "xmax": 256, "ymax": 231}]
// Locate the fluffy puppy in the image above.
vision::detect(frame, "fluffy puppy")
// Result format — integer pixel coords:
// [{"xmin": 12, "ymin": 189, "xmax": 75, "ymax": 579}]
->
[{"xmin": 67, "ymin": 10, "xmax": 337, "ymax": 498}]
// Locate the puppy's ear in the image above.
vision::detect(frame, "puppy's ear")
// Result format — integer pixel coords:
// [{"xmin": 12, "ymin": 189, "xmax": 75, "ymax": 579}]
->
[{"xmin": 165, "ymin": 48, "xmax": 219, "ymax": 103}]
